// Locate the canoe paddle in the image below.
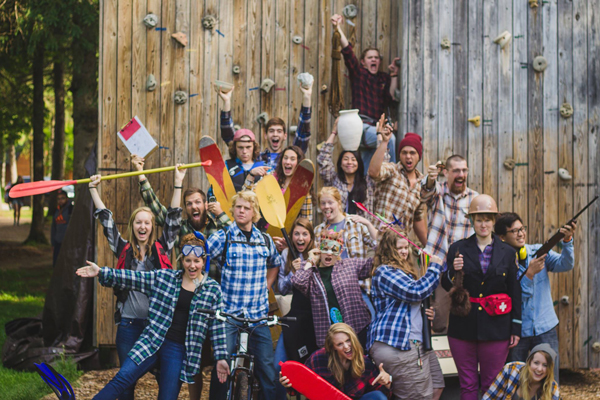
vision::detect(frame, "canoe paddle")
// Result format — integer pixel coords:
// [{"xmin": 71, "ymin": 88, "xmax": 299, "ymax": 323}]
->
[
  {"xmin": 255, "ymin": 174, "xmax": 298, "ymax": 259},
  {"xmin": 8, "ymin": 160, "xmax": 212, "ymax": 198}
]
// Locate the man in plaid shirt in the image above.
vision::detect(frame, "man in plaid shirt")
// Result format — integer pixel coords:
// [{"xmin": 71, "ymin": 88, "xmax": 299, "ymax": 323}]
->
[
  {"xmin": 331, "ymin": 13, "xmax": 399, "ymax": 171},
  {"xmin": 218, "ymin": 81, "xmax": 313, "ymax": 170},
  {"xmin": 207, "ymin": 191, "xmax": 282, "ymax": 400}
]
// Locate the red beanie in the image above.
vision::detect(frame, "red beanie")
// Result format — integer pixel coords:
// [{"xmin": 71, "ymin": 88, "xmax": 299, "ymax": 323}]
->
[{"xmin": 399, "ymin": 132, "xmax": 423, "ymax": 159}]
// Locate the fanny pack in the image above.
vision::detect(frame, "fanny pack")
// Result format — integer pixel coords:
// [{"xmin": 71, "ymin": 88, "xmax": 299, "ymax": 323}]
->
[{"xmin": 470, "ymin": 293, "xmax": 512, "ymax": 316}]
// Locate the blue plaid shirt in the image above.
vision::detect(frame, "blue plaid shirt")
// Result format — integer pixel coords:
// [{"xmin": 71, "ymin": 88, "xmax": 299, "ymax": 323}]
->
[
  {"xmin": 367, "ymin": 262, "xmax": 442, "ymax": 351},
  {"xmin": 207, "ymin": 224, "xmax": 282, "ymax": 319},
  {"xmin": 98, "ymin": 268, "xmax": 227, "ymax": 384}
]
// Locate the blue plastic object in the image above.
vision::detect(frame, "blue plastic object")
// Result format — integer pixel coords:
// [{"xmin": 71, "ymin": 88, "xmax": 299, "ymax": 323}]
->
[{"xmin": 34, "ymin": 362, "xmax": 75, "ymax": 400}]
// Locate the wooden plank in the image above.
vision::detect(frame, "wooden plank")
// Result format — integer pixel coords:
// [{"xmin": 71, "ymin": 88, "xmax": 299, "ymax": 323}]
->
[
  {"xmin": 229, "ymin": 0, "xmax": 248, "ymax": 154},
  {"xmin": 173, "ymin": 0, "xmax": 190, "ymax": 173},
  {"xmin": 467, "ymin": 0, "xmax": 483, "ymax": 194},
  {"xmin": 217, "ymin": 0, "xmax": 234, "ymax": 154},
  {"xmin": 512, "ymin": 0, "xmax": 529, "ymax": 223},
  {"xmin": 572, "ymin": 0, "xmax": 589, "ymax": 369},
  {"xmin": 397, "ymin": 0, "xmax": 409, "ymax": 136},
  {"xmin": 188, "ymin": 0, "xmax": 205, "ymax": 188},
  {"xmin": 557, "ymin": 0, "xmax": 574, "ymax": 369},
  {"xmin": 422, "ymin": 0, "xmax": 438, "ymax": 168},
  {"xmin": 407, "ymin": 0, "xmax": 423, "ymax": 136},
  {"xmin": 244, "ymin": 0, "xmax": 262, "ymax": 136},
  {"xmin": 260, "ymin": 0, "xmax": 276, "ymax": 129},
  {"xmin": 452, "ymin": 0, "xmax": 468, "ymax": 157},
  {"xmin": 482, "ymin": 0, "xmax": 498, "ymax": 200},
  {"xmin": 303, "ymin": 0, "xmax": 319, "ymax": 163},
  {"xmin": 273, "ymin": 0, "xmax": 289, "ymax": 132},
  {"xmin": 376, "ymin": 0, "xmax": 391, "ymax": 73},
  {"xmin": 437, "ymin": 0, "xmax": 452, "ymax": 159},
  {"xmin": 496, "ymin": 0, "xmax": 513, "ymax": 212},
  {"xmin": 288, "ymin": 0, "xmax": 305, "ymax": 144},
  {"xmin": 360, "ymin": 0, "xmax": 377, "ymax": 50}
]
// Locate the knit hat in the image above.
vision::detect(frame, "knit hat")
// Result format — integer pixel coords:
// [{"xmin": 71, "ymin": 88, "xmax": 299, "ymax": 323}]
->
[
  {"xmin": 233, "ymin": 128, "xmax": 256, "ymax": 142},
  {"xmin": 399, "ymin": 133, "xmax": 423, "ymax": 160},
  {"xmin": 528, "ymin": 343, "xmax": 557, "ymax": 364}
]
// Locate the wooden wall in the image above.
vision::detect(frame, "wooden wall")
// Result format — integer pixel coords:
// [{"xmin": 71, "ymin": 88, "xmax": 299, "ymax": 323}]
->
[{"xmin": 98, "ymin": 0, "xmax": 600, "ymax": 368}]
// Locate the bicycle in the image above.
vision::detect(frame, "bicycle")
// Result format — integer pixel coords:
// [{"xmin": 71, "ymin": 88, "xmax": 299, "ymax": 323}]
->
[{"xmin": 198, "ymin": 309, "xmax": 296, "ymax": 400}]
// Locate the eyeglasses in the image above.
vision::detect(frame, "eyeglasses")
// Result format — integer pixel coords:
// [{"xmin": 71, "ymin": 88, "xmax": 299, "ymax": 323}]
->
[
  {"xmin": 507, "ymin": 226, "xmax": 527, "ymax": 235},
  {"xmin": 182, "ymin": 245, "xmax": 206, "ymax": 258}
]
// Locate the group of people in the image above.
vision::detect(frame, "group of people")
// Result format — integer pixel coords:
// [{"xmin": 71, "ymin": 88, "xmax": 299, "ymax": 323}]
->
[{"xmin": 71, "ymin": 12, "xmax": 574, "ymax": 400}]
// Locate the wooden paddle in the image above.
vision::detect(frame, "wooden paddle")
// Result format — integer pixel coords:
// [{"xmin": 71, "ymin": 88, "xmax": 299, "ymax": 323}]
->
[
  {"xmin": 8, "ymin": 161, "xmax": 212, "ymax": 198},
  {"xmin": 255, "ymin": 175, "xmax": 297, "ymax": 259}
]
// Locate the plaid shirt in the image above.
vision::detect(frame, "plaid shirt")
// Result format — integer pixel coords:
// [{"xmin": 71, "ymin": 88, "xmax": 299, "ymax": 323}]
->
[
  {"xmin": 341, "ymin": 44, "xmax": 393, "ymax": 122},
  {"xmin": 207, "ymin": 224, "xmax": 282, "ymax": 320},
  {"xmin": 421, "ymin": 180, "xmax": 479, "ymax": 260},
  {"xmin": 220, "ymin": 106, "xmax": 312, "ymax": 169},
  {"xmin": 291, "ymin": 258, "xmax": 373, "ymax": 347},
  {"xmin": 98, "ymin": 268, "xmax": 227, "ymax": 384},
  {"xmin": 482, "ymin": 362, "xmax": 559, "ymax": 400},
  {"xmin": 317, "ymin": 142, "xmax": 375, "ymax": 220},
  {"xmin": 367, "ymin": 262, "xmax": 442, "ymax": 351},
  {"xmin": 372, "ymin": 162, "xmax": 424, "ymax": 232},
  {"xmin": 479, "ymin": 242, "xmax": 494, "ymax": 274},
  {"xmin": 314, "ymin": 218, "xmax": 377, "ymax": 260},
  {"xmin": 305, "ymin": 348, "xmax": 387, "ymax": 400}
]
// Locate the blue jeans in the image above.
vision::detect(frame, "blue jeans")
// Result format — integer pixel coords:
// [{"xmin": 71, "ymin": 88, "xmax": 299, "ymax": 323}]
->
[
  {"xmin": 360, "ymin": 391, "xmax": 387, "ymax": 400},
  {"xmin": 274, "ymin": 334, "xmax": 288, "ymax": 400},
  {"xmin": 94, "ymin": 338, "xmax": 184, "ymax": 400},
  {"xmin": 360, "ymin": 123, "xmax": 397, "ymax": 174},
  {"xmin": 115, "ymin": 318, "xmax": 147, "ymax": 400},
  {"xmin": 508, "ymin": 327, "xmax": 560, "ymax": 384}
]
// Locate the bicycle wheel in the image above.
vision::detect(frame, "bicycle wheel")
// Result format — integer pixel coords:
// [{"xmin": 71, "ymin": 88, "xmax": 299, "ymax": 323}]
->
[{"xmin": 232, "ymin": 370, "xmax": 249, "ymax": 400}]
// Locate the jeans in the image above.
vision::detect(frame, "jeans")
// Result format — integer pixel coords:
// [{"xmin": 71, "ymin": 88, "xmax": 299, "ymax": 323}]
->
[
  {"xmin": 210, "ymin": 318, "xmax": 277, "ymax": 400},
  {"xmin": 114, "ymin": 318, "xmax": 147, "ymax": 400},
  {"xmin": 94, "ymin": 338, "xmax": 185, "ymax": 400},
  {"xmin": 360, "ymin": 122, "xmax": 397, "ymax": 173},
  {"xmin": 508, "ymin": 327, "xmax": 560, "ymax": 384},
  {"xmin": 361, "ymin": 290, "xmax": 376, "ymax": 323},
  {"xmin": 274, "ymin": 334, "xmax": 288, "ymax": 400},
  {"xmin": 359, "ymin": 391, "xmax": 388, "ymax": 400}
]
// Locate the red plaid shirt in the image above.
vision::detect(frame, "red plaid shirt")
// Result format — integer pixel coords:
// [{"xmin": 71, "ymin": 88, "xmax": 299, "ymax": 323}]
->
[{"xmin": 342, "ymin": 44, "xmax": 393, "ymax": 122}]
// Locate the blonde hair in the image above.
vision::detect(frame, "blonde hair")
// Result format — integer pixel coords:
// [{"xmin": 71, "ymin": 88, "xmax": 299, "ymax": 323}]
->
[
  {"xmin": 324, "ymin": 323, "xmax": 365, "ymax": 386},
  {"xmin": 230, "ymin": 191, "xmax": 261, "ymax": 223},
  {"xmin": 519, "ymin": 351, "xmax": 555, "ymax": 400},
  {"xmin": 318, "ymin": 186, "xmax": 345, "ymax": 215},
  {"xmin": 372, "ymin": 229, "xmax": 419, "ymax": 279},
  {"xmin": 126, "ymin": 207, "xmax": 157, "ymax": 261}
]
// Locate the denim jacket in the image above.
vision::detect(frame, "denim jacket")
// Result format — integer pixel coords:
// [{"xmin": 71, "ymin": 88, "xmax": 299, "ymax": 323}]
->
[{"xmin": 520, "ymin": 240, "xmax": 574, "ymax": 337}]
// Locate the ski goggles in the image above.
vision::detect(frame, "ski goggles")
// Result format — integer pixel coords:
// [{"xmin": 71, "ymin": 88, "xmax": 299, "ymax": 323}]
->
[
  {"xmin": 319, "ymin": 239, "xmax": 343, "ymax": 256},
  {"xmin": 181, "ymin": 245, "xmax": 206, "ymax": 258}
]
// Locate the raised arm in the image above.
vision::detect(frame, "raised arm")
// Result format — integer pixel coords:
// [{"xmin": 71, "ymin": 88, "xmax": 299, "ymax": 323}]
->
[
  {"xmin": 316, "ymin": 119, "xmax": 339, "ymax": 184},
  {"xmin": 331, "ymin": 14, "xmax": 349, "ymax": 49},
  {"xmin": 374, "ymin": 262, "xmax": 442, "ymax": 302},
  {"xmin": 219, "ymin": 88, "xmax": 235, "ymax": 144},
  {"xmin": 171, "ymin": 164, "xmax": 186, "ymax": 208},
  {"xmin": 368, "ymin": 115, "xmax": 393, "ymax": 180},
  {"xmin": 132, "ymin": 154, "xmax": 169, "ymax": 226},
  {"xmin": 76, "ymin": 260, "xmax": 156, "ymax": 294},
  {"xmin": 293, "ymin": 80, "xmax": 313, "ymax": 153},
  {"xmin": 88, "ymin": 174, "xmax": 107, "ymax": 210}
]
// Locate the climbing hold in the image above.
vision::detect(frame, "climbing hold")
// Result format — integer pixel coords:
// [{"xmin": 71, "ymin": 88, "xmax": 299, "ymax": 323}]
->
[
  {"xmin": 171, "ymin": 32, "xmax": 188, "ymax": 47},
  {"xmin": 146, "ymin": 74, "xmax": 157, "ymax": 92},
  {"xmin": 297, "ymin": 72, "xmax": 314, "ymax": 89},
  {"xmin": 441, "ymin": 38, "xmax": 451, "ymax": 50},
  {"xmin": 174, "ymin": 91, "xmax": 188, "ymax": 104},
  {"xmin": 260, "ymin": 78, "xmax": 275, "ymax": 93},
  {"xmin": 342, "ymin": 4, "xmax": 358, "ymax": 19},
  {"xmin": 256, "ymin": 112, "xmax": 269, "ymax": 125},
  {"xmin": 233, "ymin": 124, "xmax": 241, "ymax": 131},
  {"xmin": 560, "ymin": 103, "xmax": 573, "ymax": 119},
  {"xmin": 232, "ymin": 65, "xmax": 241, "ymax": 74},
  {"xmin": 320, "ymin": 84, "xmax": 328, "ymax": 94},
  {"xmin": 493, "ymin": 31, "xmax": 512, "ymax": 49},
  {"xmin": 533, "ymin": 56, "xmax": 548, "ymax": 72},
  {"xmin": 592, "ymin": 342, "xmax": 600, "ymax": 353},
  {"xmin": 468, "ymin": 116, "xmax": 481, "ymax": 127},
  {"xmin": 504, "ymin": 158, "xmax": 516, "ymax": 170},
  {"xmin": 558, "ymin": 168, "xmax": 572, "ymax": 181},
  {"xmin": 143, "ymin": 13, "xmax": 159, "ymax": 28},
  {"xmin": 560, "ymin": 295, "xmax": 570, "ymax": 305},
  {"xmin": 213, "ymin": 80, "xmax": 234, "ymax": 94},
  {"xmin": 292, "ymin": 36, "xmax": 303, "ymax": 45},
  {"xmin": 202, "ymin": 15, "xmax": 217, "ymax": 31},
  {"xmin": 289, "ymin": 125, "xmax": 298, "ymax": 134},
  {"xmin": 529, "ymin": 0, "xmax": 539, "ymax": 8}
]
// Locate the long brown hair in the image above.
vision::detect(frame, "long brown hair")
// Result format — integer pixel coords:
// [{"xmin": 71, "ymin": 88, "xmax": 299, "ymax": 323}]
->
[
  {"xmin": 126, "ymin": 207, "xmax": 157, "ymax": 261},
  {"xmin": 372, "ymin": 229, "xmax": 419, "ymax": 279},
  {"xmin": 284, "ymin": 218, "xmax": 315, "ymax": 275},
  {"xmin": 275, "ymin": 145, "xmax": 305, "ymax": 187},
  {"xmin": 324, "ymin": 323, "xmax": 365, "ymax": 386},
  {"xmin": 519, "ymin": 351, "xmax": 556, "ymax": 400}
]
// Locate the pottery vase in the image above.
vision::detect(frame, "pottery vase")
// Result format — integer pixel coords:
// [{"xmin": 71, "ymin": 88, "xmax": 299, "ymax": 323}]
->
[{"xmin": 337, "ymin": 109, "xmax": 363, "ymax": 151}]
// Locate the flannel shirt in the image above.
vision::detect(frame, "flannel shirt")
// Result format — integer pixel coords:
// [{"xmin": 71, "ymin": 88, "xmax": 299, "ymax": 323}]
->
[
  {"xmin": 482, "ymin": 362, "xmax": 559, "ymax": 400},
  {"xmin": 207, "ymin": 224, "xmax": 282, "ymax": 320},
  {"xmin": 305, "ymin": 348, "xmax": 387, "ymax": 400},
  {"xmin": 98, "ymin": 268, "xmax": 227, "ymax": 384},
  {"xmin": 367, "ymin": 262, "xmax": 442, "ymax": 351},
  {"xmin": 317, "ymin": 142, "xmax": 375, "ymax": 219},
  {"xmin": 372, "ymin": 162, "xmax": 424, "ymax": 232},
  {"xmin": 314, "ymin": 219, "xmax": 377, "ymax": 260},
  {"xmin": 291, "ymin": 258, "xmax": 373, "ymax": 346},
  {"xmin": 341, "ymin": 44, "xmax": 394, "ymax": 122},
  {"xmin": 220, "ymin": 106, "xmax": 312, "ymax": 169},
  {"xmin": 421, "ymin": 179, "xmax": 478, "ymax": 261}
]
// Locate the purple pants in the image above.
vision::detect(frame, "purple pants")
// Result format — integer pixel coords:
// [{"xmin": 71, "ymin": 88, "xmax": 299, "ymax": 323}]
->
[{"xmin": 448, "ymin": 337, "xmax": 509, "ymax": 400}]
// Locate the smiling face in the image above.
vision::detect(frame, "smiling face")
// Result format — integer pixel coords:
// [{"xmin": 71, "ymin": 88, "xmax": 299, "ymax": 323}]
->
[
  {"xmin": 332, "ymin": 332, "xmax": 353, "ymax": 362},
  {"xmin": 446, "ymin": 159, "xmax": 469, "ymax": 194},
  {"xmin": 281, "ymin": 149, "xmax": 299, "ymax": 177},
  {"xmin": 340, "ymin": 152, "xmax": 358, "ymax": 175},
  {"xmin": 292, "ymin": 225, "xmax": 311, "ymax": 254},
  {"xmin": 132, "ymin": 210, "xmax": 153, "ymax": 245},
  {"xmin": 319, "ymin": 194, "xmax": 341, "ymax": 222},
  {"xmin": 399, "ymin": 146, "xmax": 420, "ymax": 172},
  {"xmin": 266, "ymin": 124, "xmax": 287, "ymax": 153},
  {"xmin": 473, "ymin": 214, "xmax": 494, "ymax": 239},
  {"xmin": 185, "ymin": 192, "xmax": 207, "ymax": 230},
  {"xmin": 235, "ymin": 140, "xmax": 255, "ymax": 163},
  {"xmin": 529, "ymin": 352, "xmax": 549, "ymax": 383},
  {"xmin": 182, "ymin": 253, "xmax": 205, "ymax": 281},
  {"xmin": 360, "ymin": 50, "xmax": 381, "ymax": 75},
  {"xmin": 396, "ymin": 238, "xmax": 410, "ymax": 261},
  {"xmin": 502, "ymin": 220, "xmax": 527, "ymax": 249}
]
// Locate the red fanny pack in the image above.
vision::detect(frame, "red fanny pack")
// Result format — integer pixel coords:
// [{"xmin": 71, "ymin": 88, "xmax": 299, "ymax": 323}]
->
[{"xmin": 470, "ymin": 293, "xmax": 512, "ymax": 316}]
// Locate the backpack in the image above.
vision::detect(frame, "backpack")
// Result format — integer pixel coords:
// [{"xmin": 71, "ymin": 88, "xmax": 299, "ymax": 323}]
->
[{"xmin": 219, "ymin": 227, "xmax": 272, "ymax": 267}]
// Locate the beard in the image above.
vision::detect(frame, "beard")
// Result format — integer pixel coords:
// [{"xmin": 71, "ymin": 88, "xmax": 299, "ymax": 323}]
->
[{"xmin": 187, "ymin": 210, "xmax": 207, "ymax": 230}]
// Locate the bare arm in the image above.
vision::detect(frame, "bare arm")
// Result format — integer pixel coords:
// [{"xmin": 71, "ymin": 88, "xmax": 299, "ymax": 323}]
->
[
  {"xmin": 171, "ymin": 164, "xmax": 186, "ymax": 208},
  {"xmin": 331, "ymin": 14, "xmax": 349, "ymax": 48},
  {"xmin": 88, "ymin": 175, "xmax": 106, "ymax": 210},
  {"xmin": 267, "ymin": 267, "xmax": 279, "ymax": 291},
  {"xmin": 388, "ymin": 58, "xmax": 400, "ymax": 99},
  {"xmin": 368, "ymin": 114, "xmax": 392, "ymax": 179},
  {"xmin": 131, "ymin": 154, "xmax": 147, "ymax": 182},
  {"xmin": 414, "ymin": 218, "xmax": 428, "ymax": 247}
]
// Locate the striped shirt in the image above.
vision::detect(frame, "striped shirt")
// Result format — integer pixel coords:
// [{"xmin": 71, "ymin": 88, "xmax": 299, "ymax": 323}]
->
[{"xmin": 483, "ymin": 362, "xmax": 559, "ymax": 400}]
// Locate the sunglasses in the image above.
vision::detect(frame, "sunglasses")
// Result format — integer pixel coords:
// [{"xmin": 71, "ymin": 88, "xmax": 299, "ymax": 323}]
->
[{"xmin": 182, "ymin": 245, "xmax": 206, "ymax": 258}]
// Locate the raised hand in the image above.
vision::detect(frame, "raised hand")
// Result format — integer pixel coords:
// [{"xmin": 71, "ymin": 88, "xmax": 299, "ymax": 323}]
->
[
  {"xmin": 330, "ymin": 14, "xmax": 343, "ymax": 29},
  {"xmin": 525, "ymin": 254, "xmax": 547, "ymax": 280},
  {"xmin": 560, "ymin": 221, "xmax": 577, "ymax": 242},
  {"xmin": 131, "ymin": 155, "xmax": 145, "ymax": 172},
  {"xmin": 76, "ymin": 260, "xmax": 100, "ymax": 278},
  {"xmin": 388, "ymin": 57, "xmax": 400, "ymax": 75},
  {"xmin": 88, "ymin": 175, "xmax": 102, "ymax": 188},
  {"xmin": 174, "ymin": 163, "xmax": 187, "ymax": 185}
]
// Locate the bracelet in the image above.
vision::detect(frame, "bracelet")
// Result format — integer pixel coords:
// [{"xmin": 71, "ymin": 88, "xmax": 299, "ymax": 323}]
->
[
  {"xmin": 174, "ymin": 185, "xmax": 183, "ymax": 189},
  {"xmin": 390, "ymin": 74, "xmax": 398, "ymax": 77}
]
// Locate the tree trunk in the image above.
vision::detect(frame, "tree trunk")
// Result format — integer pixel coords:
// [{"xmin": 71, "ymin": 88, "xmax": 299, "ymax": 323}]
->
[
  {"xmin": 9, "ymin": 143, "xmax": 18, "ymax": 183},
  {"xmin": 26, "ymin": 43, "xmax": 48, "ymax": 244},
  {"xmin": 71, "ymin": 1, "xmax": 98, "ymax": 181},
  {"xmin": 47, "ymin": 60, "xmax": 66, "ymax": 217}
]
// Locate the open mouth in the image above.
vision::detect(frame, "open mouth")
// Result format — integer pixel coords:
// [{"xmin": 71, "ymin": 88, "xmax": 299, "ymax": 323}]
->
[
  {"xmin": 271, "ymin": 138, "xmax": 281, "ymax": 148},
  {"xmin": 137, "ymin": 230, "xmax": 148, "ymax": 239},
  {"xmin": 191, "ymin": 211, "xmax": 201, "ymax": 220},
  {"xmin": 323, "ymin": 255, "xmax": 334, "ymax": 264},
  {"xmin": 405, "ymin": 161, "xmax": 413, "ymax": 169},
  {"xmin": 323, "ymin": 209, "xmax": 333, "ymax": 219},
  {"xmin": 344, "ymin": 349, "xmax": 353, "ymax": 359},
  {"xmin": 454, "ymin": 179, "xmax": 465, "ymax": 188},
  {"xmin": 295, "ymin": 240, "xmax": 306, "ymax": 252},
  {"xmin": 187, "ymin": 266, "xmax": 199, "ymax": 278},
  {"xmin": 283, "ymin": 165, "xmax": 294, "ymax": 175}
]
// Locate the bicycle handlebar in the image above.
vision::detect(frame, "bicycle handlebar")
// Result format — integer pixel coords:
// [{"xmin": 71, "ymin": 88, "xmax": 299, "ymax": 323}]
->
[{"xmin": 197, "ymin": 309, "xmax": 297, "ymax": 324}]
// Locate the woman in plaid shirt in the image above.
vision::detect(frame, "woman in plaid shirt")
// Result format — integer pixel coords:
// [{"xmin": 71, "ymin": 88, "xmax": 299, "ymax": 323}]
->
[{"xmin": 76, "ymin": 233, "xmax": 229, "ymax": 400}]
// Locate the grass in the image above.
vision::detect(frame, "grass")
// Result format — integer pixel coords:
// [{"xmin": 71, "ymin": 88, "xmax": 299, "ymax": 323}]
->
[
  {"xmin": 0, "ymin": 207, "xmax": 35, "ymax": 221},
  {"xmin": 0, "ymin": 267, "xmax": 83, "ymax": 400}
]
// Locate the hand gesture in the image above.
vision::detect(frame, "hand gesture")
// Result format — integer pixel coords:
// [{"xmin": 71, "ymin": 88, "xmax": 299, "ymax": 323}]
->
[
  {"xmin": 425, "ymin": 307, "xmax": 435, "ymax": 321},
  {"xmin": 307, "ymin": 248, "xmax": 321, "ymax": 266},
  {"xmin": 430, "ymin": 254, "xmax": 443, "ymax": 266},
  {"xmin": 76, "ymin": 260, "xmax": 100, "ymax": 278},
  {"xmin": 371, "ymin": 363, "xmax": 392, "ymax": 389},
  {"xmin": 292, "ymin": 258, "xmax": 302, "ymax": 272},
  {"xmin": 560, "ymin": 221, "xmax": 577, "ymax": 243},
  {"xmin": 376, "ymin": 114, "xmax": 393, "ymax": 143},
  {"xmin": 131, "ymin": 155, "xmax": 145, "ymax": 172},
  {"xmin": 525, "ymin": 254, "xmax": 546, "ymax": 279},
  {"xmin": 217, "ymin": 86, "xmax": 234, "ymax": 103},
  {"xmin": 347, "ymin": 214, "xmax": 369, "ymax": 226},
  {"xmin": 427, "ymin": 164, "xmax": 440, "ymax": 185},
  {"xmin": 279, "ymin": 372, "xmax": 293, "ymax": 388},
  {"xmin": 388, "ymin": 57, "xmax": 400, "ymax": 75},
  {"xmin": 174, "ymin": 163, "xmax": 187, "ymax": 185},
  {"xmin": 273, "ymin": 237, "xmax": 288, "ymax": 253},
  {"xmin": 453, "ymin": 254, "xmax": 464, "ymax": 271},
  {"xmin": 299, "ymin": 80, "xmax": 313, "ymax": 97},
  {"xmin": 207, "ymin": 201, "xmax": 223, "ymax": 217},
  {"xmin": 216, "ymin": 359, "xmax": 229, "ymax": 383},
  {"xmin": 250, "ymin": 166, "xmax": 270, "ymax": 178},
  {"xmin": 89, "ymin": 175, "xmax": 102, "ymax": 188},
  {"xmin": 330, "ymin": 14, "xmax": 343, "ymax": 29}
]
